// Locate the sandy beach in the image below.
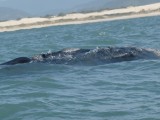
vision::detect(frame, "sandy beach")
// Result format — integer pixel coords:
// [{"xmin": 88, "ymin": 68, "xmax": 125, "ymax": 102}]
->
[{"xmin": 0, "ymin": 3, "xmax": 160, "ymax": 32}]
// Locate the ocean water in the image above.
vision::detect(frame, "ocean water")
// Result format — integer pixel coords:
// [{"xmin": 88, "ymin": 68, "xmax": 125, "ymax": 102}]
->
[{"xmin": 0, "ymin": 16, "xmax": 160, "ymax": 120}]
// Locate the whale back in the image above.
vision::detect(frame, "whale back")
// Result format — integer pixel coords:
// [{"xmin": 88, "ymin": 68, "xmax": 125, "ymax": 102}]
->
[
  {"xmin": 1, "ymin": 47, "xmax": 160, "ymax": 66},
  {"xmin": 30, "ymin": 47, "xmax": 160, "ymax": 65},
  {"xmin": 0, "ymin": 57, "xmax": 31, "ymax": 65}
]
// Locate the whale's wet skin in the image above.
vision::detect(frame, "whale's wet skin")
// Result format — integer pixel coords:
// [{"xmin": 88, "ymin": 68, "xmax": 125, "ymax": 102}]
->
[{"xmin": 1, "ymin": 47, "xmax": 160, "ymax": 65}]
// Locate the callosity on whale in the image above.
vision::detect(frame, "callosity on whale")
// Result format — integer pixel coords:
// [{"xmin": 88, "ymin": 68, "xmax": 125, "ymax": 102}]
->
[{"xmin": 1, "ymin": 47, "xmax": 160, "ymax": 65}]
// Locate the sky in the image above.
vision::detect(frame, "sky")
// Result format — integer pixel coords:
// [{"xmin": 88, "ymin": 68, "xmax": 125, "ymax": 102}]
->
[{"xmin": 0, "ymin": 0, "xmax": 94, "ymax": 15}]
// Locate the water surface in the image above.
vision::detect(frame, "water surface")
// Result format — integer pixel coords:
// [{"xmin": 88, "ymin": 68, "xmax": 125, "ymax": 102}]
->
[{"xmin": 0, "ymin": 16, "xmax": 160, "ymax": 120}]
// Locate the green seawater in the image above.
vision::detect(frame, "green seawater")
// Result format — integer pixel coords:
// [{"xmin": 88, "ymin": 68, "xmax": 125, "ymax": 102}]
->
[{"xmin": 0, "ymin": 16, "xmax": 160, "ymax": 120}]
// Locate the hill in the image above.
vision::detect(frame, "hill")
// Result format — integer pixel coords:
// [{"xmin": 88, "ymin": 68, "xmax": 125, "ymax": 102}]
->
[
  {"xmin": 72, "ymin": 0, "xmax": 160, "ymax": 12},
  {"xmin": 0, "ymin": 7, "xmax": 30, "ymax": 21},
  {"xmin": 0, "ymin": 0, "xmax": 92, "ymax": 16}
]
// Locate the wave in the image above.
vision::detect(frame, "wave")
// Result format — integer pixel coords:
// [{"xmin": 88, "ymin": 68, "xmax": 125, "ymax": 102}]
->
[{"xmin": 0, "ymin": 3, "xmax": 160, "ymax": 32}]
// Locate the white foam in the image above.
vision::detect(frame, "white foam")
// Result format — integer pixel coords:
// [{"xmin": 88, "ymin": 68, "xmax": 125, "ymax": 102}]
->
[
  {"xmin": 63, "ymin": 48, "xmax": 80, "ymax": 53},
  {"xmin": 0, "ymin": 3, "xmax": 160, "ymax": 32}
]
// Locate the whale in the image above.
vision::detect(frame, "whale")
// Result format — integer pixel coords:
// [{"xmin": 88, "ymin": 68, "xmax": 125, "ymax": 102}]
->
[
  {"xmin": 0, "ymin": 57, "xmax": 31, "ymax": 65},
  {"xmin": 1, "ymin": 47, "xmax": 160, "ymax": 65}
]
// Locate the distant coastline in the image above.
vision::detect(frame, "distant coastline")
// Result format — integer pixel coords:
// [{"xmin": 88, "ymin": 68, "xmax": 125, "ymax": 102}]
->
[{"xmin": 0, "ymin": 3, "xmax": 160, "ymax": 32}]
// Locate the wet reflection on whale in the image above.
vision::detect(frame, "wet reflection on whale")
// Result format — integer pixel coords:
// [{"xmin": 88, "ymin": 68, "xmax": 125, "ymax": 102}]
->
[{"xmin": 1, "ymin": 47, "xmax": 160, "ymax": 66}]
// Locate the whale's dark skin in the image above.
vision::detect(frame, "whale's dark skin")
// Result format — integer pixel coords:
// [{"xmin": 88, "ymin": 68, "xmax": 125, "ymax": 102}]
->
[
  {"xmin": 1, "ymin": 47, "xmax": 160, "ymax": 65},
  {"xmin": 0, "ymin": 57, "xmax": 31, "ymax": 65}
]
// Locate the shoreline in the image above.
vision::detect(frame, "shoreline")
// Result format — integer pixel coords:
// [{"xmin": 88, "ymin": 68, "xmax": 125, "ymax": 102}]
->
[{"xmin": 0, "ymin": 3, "xmax": 160, "ymax": 32}]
